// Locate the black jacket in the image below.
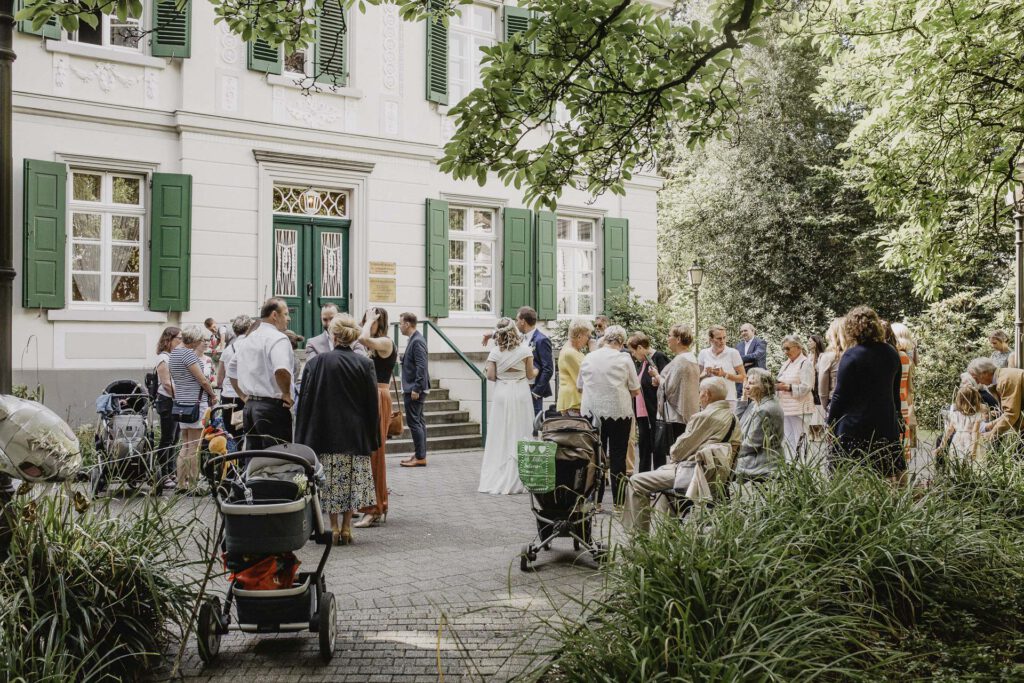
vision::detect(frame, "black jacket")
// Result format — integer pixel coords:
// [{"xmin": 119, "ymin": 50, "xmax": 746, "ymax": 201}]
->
[
  {"xmin": 826, "ymin": 342, "xmax": 902, "ymax": 446},
  {"xmin": 400, "ymin": 331, "xmax": 430, "ymax": 396},
  {"xmin": 295, "ymin": 347, "xmax": 381, "ymax": 456},
  {"xmin": 636, "ymin": 350, "xmax": 670, "ymax": 424}
]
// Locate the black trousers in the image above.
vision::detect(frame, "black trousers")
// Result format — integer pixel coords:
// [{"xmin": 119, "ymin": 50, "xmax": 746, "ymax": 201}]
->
[
  {"xmin": 404, "ymin": 393, "xmax": 427, "ymax": 460},
  {"xmin": 222, "ymin": 396, "xmax": 245, "ymax": 440},
  {"xmin": 242, "ymin": 399, "xmax": 293, "ymax": 451},
  {"xmin": 636, "ymin": 417, "xmax": 666, "ymax": 473},
  {"xmin": 154, "ymin": 394, "xmax": 180, "ymax": 478},
  {"xmin": 597, "ymin": 416, "xmax": 632, "ymax": 506}
]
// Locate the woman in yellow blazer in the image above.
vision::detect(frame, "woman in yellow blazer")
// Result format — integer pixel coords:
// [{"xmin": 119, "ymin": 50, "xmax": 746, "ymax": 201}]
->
[{"xmin": 556, "ymin": 319, "xmax": 593, "ymax": 414}]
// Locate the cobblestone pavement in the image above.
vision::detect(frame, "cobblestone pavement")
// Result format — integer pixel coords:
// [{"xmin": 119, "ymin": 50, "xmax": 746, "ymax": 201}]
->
[{"xmin": 164, "ymin": 448, "xmax": 611, "ymax": 682}]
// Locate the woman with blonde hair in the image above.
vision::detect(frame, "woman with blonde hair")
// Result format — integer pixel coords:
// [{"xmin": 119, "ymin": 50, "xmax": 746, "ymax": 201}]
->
[
  {"xmin": 557, "ymin": 318, "xmax": 592, "ymax": 415},
  {"xmin": 168, "ymin": 325, "xmax": 217, "ymax": 494},
  {"xmin": 478, "ymin": 318, "xmax": 538, "ymax": 494},
  {"xmin": 817, "ymin": 318, "xmax": 845, "ymax": 412},
  {"xmin": 890, "ymin": 321, "xmax": 917, "ymax": 465},
  {"xmin": 776, "ymin": 335, "xmax": 815, "ymax": 462},
  {"xmin": 295, "ymin": 314, "xmax": 380, "ymax": 544},
  {"xmin": 354, "ymin": 307, "xmax": 396, "ymax": 528},
  {"xmin": 989, "ymin": 330, "xmax": 1011, "ymax": 369}
]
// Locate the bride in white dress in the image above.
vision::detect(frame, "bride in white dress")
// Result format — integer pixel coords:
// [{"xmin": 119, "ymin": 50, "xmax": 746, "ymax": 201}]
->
[{"xmin": 478, "ymin": 318, "xmax": 538, "ymax": 495}]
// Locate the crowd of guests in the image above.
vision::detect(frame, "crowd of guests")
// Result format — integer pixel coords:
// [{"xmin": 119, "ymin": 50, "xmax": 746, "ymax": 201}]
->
[{"xmin": 151, "ymin": 298, "xmax": 431, "ymax": 544}]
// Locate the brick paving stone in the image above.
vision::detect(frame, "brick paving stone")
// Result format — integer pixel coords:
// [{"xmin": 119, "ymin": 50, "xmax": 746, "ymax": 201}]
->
[{"xmin": 149, "ymin": 448, "xmax": 610, "ymax": 682}]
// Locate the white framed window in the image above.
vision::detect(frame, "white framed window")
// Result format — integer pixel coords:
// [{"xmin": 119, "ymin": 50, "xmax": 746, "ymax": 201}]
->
[
  {"xmin": 69, "ymin": 6, "xmax": 144, "ymax": 51},
  {"xmin": 68, "ymin": 170, "xmax": 145, "ymax": 307},
  {"xmin": 284, "ymin": 46, "xmax": 313, "ymax": 78},
  {"xmin": 556, "ymin": 216, "xmax": 598, "ymax": 316},
  {"xmin": 448, "ymin": 206, "xmax": 497, "ymax": 314},
  {"xmin": 449, "ymin": 4, "xmax": 497, "ymax": 104}
]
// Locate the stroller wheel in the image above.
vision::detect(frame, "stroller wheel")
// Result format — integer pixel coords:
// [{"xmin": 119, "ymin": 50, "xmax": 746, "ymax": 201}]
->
[
  {"xmin": 197, "ymin": 598, "xmax": 222, "ymax": 664},
  {"xmin": 591, "ymin": 543, "xmax": 609, "ymax": 565},
  {"xmin": 573, "ymin": 538, "xmax": 581, "ymax": 552},
  {"xmin": 519, "ymin": 545, "xmax": 532, "ymax": 572},
  {"xmin": 318, "ymin": 592, "xmax": 337, "ymax": 661}
]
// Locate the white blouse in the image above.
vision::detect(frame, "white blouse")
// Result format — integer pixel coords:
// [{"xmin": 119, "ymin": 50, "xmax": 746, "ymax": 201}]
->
[{"xmin": 577, "ymin": 347, "xmax": 641, "ymax": 421}]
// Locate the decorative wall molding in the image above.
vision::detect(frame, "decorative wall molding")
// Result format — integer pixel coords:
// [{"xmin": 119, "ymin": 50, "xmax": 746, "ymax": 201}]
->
[
  {"xmin": 382, "ymin": 99, "xmax": 399, "ymax": 137},
  {"xmin": 220, "ymin": 74, "xmax": 239, "ymax": 112},
  {"xmin": 53, "ymin": 56, "xmax": 69, "ymax": 92},
  {"xmin": 252, "ymin": 150, "xmax": 376, "ymax": 175},
  {"xmin": 284, "ymin": 94, "xmax": 343, "ymax": 129},
  {"xmin": 219, "ymin": 22, "xmax": 241, "ymax": 67},
  {"xmin": 381, "ymin": 4, "xmax": 402, "ymax": 95},
  {"xmin": 144, "ymin": 69, "xmax": 158, "ymax": 104},
  {"xmin": 71, "ymin": 62, "xmax": 143, "ymax": 93}
]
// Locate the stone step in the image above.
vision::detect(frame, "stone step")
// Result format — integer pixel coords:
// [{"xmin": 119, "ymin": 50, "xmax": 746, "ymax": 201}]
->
[
  {"xmin": 400, "ymin": 422, "xmax": 480, "ymax": 440},
  {"xmin": 392, "ymin": 399, "xmax": 460, "ymax": 413},
  {"xmin": 387, "ymin": 434, "xmax": 483, "ymax": 454},
  {"xmin": 392, "ymin": 378, "xmax": 441, "ymax": 390},
  {"xmin": 423, "ymin": 410, "xmax": 470, "ymax": 425},
  {"xmin": 388, "ymin": 388, "xmax": 449, "ymax": 401}
]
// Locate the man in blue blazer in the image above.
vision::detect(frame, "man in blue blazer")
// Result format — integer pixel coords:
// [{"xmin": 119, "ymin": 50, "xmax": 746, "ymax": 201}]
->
[
  {"xmin": 399, "ymin": 311, "xmax": 430, "ymax": 467},
  {"xmin": 516, "ymin": 306, "xmax": 553, "ymax": 417},
  {"xmin": 735, "ymin": 323, "xmax": 767, "ymax": 398}
]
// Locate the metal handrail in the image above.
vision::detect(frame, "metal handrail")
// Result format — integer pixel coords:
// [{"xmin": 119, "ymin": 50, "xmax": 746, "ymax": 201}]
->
[{"xmin": 392, "ymin": 321, "xmax": 487, "ymax": 445}]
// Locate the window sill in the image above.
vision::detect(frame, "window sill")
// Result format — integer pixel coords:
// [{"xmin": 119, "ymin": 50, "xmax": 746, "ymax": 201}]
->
[
  {"xmin": 437, "ymin": 315, "xmax": 500, "ymax": 328},
  {"xmin": 267, "ymin": 74, "xmax": 364, "ymax": 99},
  {"xmin": 45, "ymin": 40, "xmax": 168, "ymax": 69},
  {"xmin": 48, "ymin": 309, "xmax": 169, "ymax": 323}
]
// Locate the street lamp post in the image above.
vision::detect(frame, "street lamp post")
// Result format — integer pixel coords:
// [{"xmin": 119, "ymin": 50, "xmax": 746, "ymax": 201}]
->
[
  {"xmin": 687, "ymin": 261, "xmax": 704, "ymax": 353},
  {"xmin": 0, "ymin": 0, "xmax": 14, "ymax": 394},
  {"xmin": 1008, "ymin": 185, "xmax": 1024, "ymax": 369}
]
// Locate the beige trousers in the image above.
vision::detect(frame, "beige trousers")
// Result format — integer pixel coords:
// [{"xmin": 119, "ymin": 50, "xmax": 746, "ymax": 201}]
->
[{"xmin": 622, "ymin": 463, "xmax": 678, "ymax": 533}]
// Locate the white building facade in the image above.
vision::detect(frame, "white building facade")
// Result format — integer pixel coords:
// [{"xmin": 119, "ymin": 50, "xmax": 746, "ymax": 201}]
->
[{"xmin": 11, "ymin": 0, "xmax": 664, "ymax": 423}]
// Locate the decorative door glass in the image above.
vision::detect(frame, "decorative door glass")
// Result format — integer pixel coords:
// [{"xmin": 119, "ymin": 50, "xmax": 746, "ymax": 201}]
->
[
  {"xmin": 320, "ymin": 231, "xmax": 343, "ymax": 298},
  {"xmin": 274, "ymin": 228, "xmax": 298, "ymax": 297}
]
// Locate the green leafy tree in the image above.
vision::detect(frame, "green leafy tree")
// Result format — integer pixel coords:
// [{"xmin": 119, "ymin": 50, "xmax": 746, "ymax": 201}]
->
[{"xmin": 659, "ymin": 27, "xmax": 922, "ymax": 341}]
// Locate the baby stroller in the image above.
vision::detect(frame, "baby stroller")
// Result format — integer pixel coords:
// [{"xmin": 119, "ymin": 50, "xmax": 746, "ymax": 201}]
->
[
  {"xmin": 519, "ymin": 414, "xmax": 607, "ymax": 571},
  {"xmin": 198, "ymin": 444, "xmax": 337, "ymax": 663},
  {"xmin": 90, "ymin": 379, "xmax": 158, "ymax": 496}
]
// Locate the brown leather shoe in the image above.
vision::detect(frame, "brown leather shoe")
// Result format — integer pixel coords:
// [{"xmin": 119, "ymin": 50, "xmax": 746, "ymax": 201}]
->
[{"xmin": 400, "ymin": 457, "xmax": 427, "ymax": 467}]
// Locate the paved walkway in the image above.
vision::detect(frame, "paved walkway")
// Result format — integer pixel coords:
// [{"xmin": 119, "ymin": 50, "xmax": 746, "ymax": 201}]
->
[{"xmin": 166, "ymin": 449, "xmax": 609, "ymax": 682}]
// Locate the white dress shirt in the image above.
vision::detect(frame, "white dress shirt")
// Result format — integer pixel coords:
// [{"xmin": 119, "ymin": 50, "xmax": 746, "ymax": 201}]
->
[{"xmin": 226, "ymin": 322, "xmax": 293, "ymax": 398}]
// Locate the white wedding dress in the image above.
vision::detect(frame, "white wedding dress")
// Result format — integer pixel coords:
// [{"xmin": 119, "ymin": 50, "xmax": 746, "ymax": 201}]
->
[{"xmin": 478, "ymin": 345, "xmax": 535, "ymax": 495}]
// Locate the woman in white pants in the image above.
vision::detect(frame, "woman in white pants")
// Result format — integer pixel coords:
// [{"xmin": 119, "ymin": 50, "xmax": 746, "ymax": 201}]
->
[{"xmin": 776, "ymin": 335, "xmax": 815, "ymax": 462}]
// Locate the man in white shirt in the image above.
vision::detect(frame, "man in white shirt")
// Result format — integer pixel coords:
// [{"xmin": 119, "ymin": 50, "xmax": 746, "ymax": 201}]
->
[
  {"xmin": 697, "ymin": 325, "xmax": 746, "ymax": 401},
  {"xmin": 228, "ymin": 298, "xmax": 295, "ymax": 450}
]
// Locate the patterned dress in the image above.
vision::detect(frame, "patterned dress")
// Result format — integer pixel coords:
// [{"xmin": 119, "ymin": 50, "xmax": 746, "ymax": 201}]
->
[
  {"xmin": 320, "ymin": 454, "xmax": 375, "ymax": 514},
  {"xmin": 898, "ymin": 350, "xmax": 914, "ymax": 462}
]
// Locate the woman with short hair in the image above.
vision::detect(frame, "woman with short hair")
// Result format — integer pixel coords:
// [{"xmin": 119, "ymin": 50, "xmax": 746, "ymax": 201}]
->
[
  {"xmin": 734, "ymin": 368, "xmax": 785, "ymax": 483},
  {"xmin": 627, "ymin": 331, "xmax": 670, "ymax": 472},
  {"xmin": 651, "ymin": 324, "xmax": 701, "ymax": 447},
  {"xmin": 578, "ymin": 325, "xmax": 641, "ymax": 506},
  {"xmin": 295, "ymin": 314, "xmax": 380, "ymax": 544},
  {"xmin": 826, "ymin": 306, "xmax": 903, "ymax": 479},
  {"xmin": 557, "ymin": 319, "xmax": 592, "ymax": 415},
  {"xmin": 168, "ymin": 325, "xmax": 217, "ymax": 493},
  {"xmin": 990, "ymin": 330, "xmax": 1012, "ymax": 369},
  {"xmin": 776, "ymin": 335, "xmax": 815, "ymax": 462}
]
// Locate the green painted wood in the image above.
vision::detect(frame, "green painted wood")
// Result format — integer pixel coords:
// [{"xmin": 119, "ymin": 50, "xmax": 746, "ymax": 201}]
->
[
  {"xmin": 248, "ymin": 38, "xmax": 282, "ymax": 74},
  {"xmin": 151, "ymin": 0, "xmax": 191, "ymax": 58},
  {"xmin": 22, "ymin": 159, "xmax": 67, "ymax": 309},
  {"xmin": 502, "ymin": 208, "xmax": 534, "ymax": 317},
  {"xmin": 425, "ymin": 198, "xmax": 450, "ymax": 318},
  {"xmin": 149, "ymin": 173, "xmax": 192, "ymax": 312},
  {"xmin": 503, "ymin": 5, "xmax": 531, "ymax": 42},
  {"xmin": 312, "ymin": 220, "xmax": 350, "ymax": 316},
  {"xmin": 602, "ymin": 217, "xmax": 629, "ymax": 311},
  {"xmin": 16, "ymin": 0, "xmax": 60, "ymax": 39},
  {"xmin": 534, "ymin": 210, "xmax": 557, "ymax": 320},
  {"xmin": 425, "ymin": 0, "xmax": 448, "ymax": 104},
  {"xmin": 315, "ymin": 0, "xmax": 347, "ymax": 86}
]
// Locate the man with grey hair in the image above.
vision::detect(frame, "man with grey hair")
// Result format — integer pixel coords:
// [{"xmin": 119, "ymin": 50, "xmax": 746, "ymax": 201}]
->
[
  {"xmin": 735, "ymin": 323, "xmax": 767, "ymax": 397},
  {"xmin": 964, "ymin": 357, "xmax": 1000, "ymax": 414},
  {"xmin": 623, "ymin": 377, "xmax": 741, "ymax": 532}
]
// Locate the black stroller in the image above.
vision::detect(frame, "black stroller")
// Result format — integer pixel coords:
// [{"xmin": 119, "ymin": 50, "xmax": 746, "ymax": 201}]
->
[
  {"xmin": 519, "ymin": 414, "xmax": 607, "ymax": 571},
  {"xmin": 198, "ymin": 444, "xmax": 337, "ymax": 663},
  {"xmin": 90, "ymin": 379, "xmax": 158, "ymax": 496}
]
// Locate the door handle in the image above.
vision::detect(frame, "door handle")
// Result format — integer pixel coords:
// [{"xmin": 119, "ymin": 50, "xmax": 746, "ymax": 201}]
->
[{"xmin": 306, "ymin": 282, "xmax": 314, "ymax": 300}]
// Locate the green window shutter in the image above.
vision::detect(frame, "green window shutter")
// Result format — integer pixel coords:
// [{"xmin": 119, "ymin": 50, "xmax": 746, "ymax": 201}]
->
[
  {"xmin": 149, "ymin": 173, "xmax": 192, "ymax": 312},
  {"xmin": 602, "ymin": 217, "xmax": 629, "ymax": 311},
  {"xmin": 151, "ymin": 0, "xmax": 190, "ymax": 58},
  {"xmin": 315, "ymin": 0, "xmax": 347, "ymax": 86},
  {"xmin": 248, "ymin": 38, "xmax": 282, "ymax": 75},
  {"xmin": 16, "ymin": 0, "xmax": 60, "ymax": 39},
  {"xmin": 534, "ymin": 210, "xmax": 556, "ymax": 320},
  {"xmin": 22, "ymin": 159, "xmax": 67, "ymax": 309},
  {"xmin": 502, "ymin": 208, "xmax": 534, "ymax": 317},
  {"xmin": 425, "ymin": 198, "xmax": 450, "ymax": 318},
  {"xmin": 424, "ymin": 0, "xmax": 448, "ymax": 104},
  {"xmin": 503, "ymin": 5, "xmax": 532, "ymax": 43}
]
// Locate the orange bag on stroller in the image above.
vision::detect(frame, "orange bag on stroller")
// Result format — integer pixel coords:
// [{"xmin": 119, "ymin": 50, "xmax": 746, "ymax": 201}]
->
[{"xmin": 228, "ymin": 553, "xmax": 301, "ymax": 591}]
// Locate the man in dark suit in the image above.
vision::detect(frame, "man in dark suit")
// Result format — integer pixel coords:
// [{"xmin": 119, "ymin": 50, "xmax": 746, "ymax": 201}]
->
[
  {"xmin": 515, "ymin": 306, "xmax": 553, "ymax": 418},
  {"xmin": 398, "ymin": 312, "xmax": 430, "ymax": 467},
  {"xmin": 735, "ymin": 323, "xmax": 767, "ymax": 398}
]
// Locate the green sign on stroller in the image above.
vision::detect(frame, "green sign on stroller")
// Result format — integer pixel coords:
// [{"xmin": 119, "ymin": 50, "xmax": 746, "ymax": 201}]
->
[{"xmin": 517, "ymin": 440, "xmax": 556, "ymax": 493}]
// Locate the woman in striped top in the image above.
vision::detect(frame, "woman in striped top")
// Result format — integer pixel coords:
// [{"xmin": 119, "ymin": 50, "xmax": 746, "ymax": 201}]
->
[{"xmin": 169, "ymin": 325, "xmax": 217, "ymax": 493}]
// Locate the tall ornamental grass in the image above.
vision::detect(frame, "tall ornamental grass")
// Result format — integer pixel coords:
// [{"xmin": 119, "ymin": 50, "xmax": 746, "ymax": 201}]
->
[
  {"xmin": 543, "ymin": 454, "xmax": 1024, "ymax": 682},
  {"xmin": 0, "ymin": 491, "xmax": 204, "ymax": 682}
]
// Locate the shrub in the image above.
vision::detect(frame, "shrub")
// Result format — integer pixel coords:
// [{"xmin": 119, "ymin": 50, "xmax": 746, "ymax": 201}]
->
[
  {"xmin": 540, "ymin": 455, "xmax": 1024, "ymax": 681},
  {"xmin": 0, "ymin": 491, "xmax": 203, "ymax": 681}
]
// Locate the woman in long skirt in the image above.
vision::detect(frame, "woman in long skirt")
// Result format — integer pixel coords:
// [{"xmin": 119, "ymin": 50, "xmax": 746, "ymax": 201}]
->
[
  {"xmin": 355, "ymin": 307, "xmax": 396, "ymax": 528},
  {"xmin": 478, "ymin": 318, "xmax": 538, "ymax": 495}
]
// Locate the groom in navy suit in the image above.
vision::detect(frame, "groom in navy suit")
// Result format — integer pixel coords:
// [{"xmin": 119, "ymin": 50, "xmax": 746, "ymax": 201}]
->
[
  {"xmin": 515, "ymin": 306, "xmax": 553, "ymax": 417},
  {"xmin": 735, "ymin": 322, "xmax": 767, "ymax": 398}
]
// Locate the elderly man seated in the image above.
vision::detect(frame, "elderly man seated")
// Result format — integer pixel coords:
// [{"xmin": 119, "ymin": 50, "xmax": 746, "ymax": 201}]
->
[{"xmin": 623, "ymin": 377, "xmax": 740, "ymax": 533}]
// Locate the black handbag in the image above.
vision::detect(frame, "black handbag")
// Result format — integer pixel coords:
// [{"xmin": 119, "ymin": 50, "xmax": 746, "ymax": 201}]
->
[
  {"xmin": 653, "ymin": 418, "xmax": 673, "ymax": 461},
  {"xmin": 171, "ymin": 400, "xmax": 201, "ymax": 424}
]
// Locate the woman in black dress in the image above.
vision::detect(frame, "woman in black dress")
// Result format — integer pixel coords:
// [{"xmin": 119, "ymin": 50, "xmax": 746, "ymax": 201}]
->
[
  {"xmin": 295, "ymin": 315, "xmax": 380, "ymax": 544},
  {"xmin": 627, "ymin": 332, "xmax": 671, "ymax": 473},
  {"xmin": 826, "ymin": 306, "xmax": 903, "ymax": 480}
]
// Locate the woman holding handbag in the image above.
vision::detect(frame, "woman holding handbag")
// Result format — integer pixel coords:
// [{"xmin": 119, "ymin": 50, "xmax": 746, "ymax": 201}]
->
[
  {"xmin": 354, "ymin": 307, "xmax": 397, "ymax": 528},
  {"xmin": 627, "ymin": 332, "xmax": 670, "ymax": 472},
  {"xmin": 168, "ymin": 326, "xmax": 217, "ymax": 494},
  {"xmin": 650, "ymin": 324, "xmax": 701, "ymax": 458}
]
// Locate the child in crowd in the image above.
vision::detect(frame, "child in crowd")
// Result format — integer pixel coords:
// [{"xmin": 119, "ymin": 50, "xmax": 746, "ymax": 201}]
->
[{"xmin": 937, "ymin": 384, "xmax": 988, "ymax": 464}]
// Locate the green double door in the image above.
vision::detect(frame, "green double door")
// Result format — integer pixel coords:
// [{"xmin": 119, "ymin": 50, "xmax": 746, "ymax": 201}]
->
[{"xmin": 273, "ymin": 216, "xmax": 350, "ymax": 342}]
